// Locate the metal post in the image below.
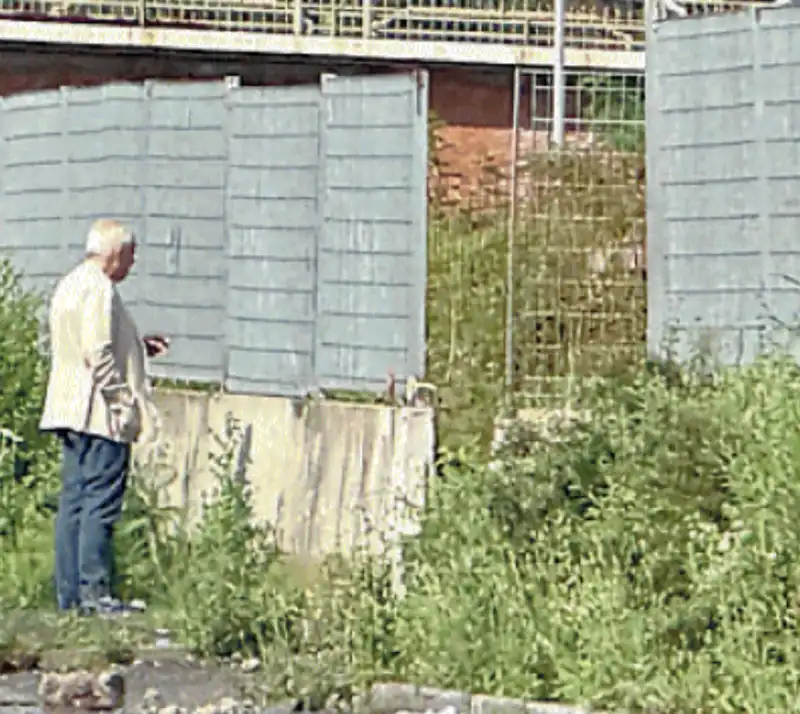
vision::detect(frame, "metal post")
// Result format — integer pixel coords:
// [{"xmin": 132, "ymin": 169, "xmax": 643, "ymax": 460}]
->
[
  {"xmin": 552, "ymin": 0, "xmax": 566, "ymax": 145},
  {"xmin": 293, "ymin": 0, "xmax": 304, "ymax": 35},
  {"xmin": 505, "ymin": 66, "xmax": 521, "ymax": 391},
  {"xmin": 362, "ymin": 0, "xmax": 371, "ymax": 38}
]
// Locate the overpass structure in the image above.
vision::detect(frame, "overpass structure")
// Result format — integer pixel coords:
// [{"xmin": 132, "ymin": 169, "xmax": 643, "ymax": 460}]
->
[{"xmin": 0, "ymin": 0, "xmax": 772, "ymax": 72}]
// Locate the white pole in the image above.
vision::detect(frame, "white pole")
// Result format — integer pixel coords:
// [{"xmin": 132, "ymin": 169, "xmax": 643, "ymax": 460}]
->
[
  {"xmin": 552, "ymin": 0, "xmax": 566, "ymax": 145},
  {"xmin": 504, "ymin": 66, "xmax": 521, "ymax": 391}
]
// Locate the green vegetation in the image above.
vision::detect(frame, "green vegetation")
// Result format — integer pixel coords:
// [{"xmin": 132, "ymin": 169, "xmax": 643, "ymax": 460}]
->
[
  {"xmin": 578, "ymin": 74, "xmax": 646, "ymax": 153},
  {"xmin": 5, "ymin": 254, "xmax": 800, "ymax": 712}
]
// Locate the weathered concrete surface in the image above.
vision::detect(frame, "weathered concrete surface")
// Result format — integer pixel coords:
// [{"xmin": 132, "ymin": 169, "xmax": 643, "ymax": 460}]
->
[
  {"xmin": 358, "ymin": 684, "xmax": 592, "ymax": 714},
  {"xmin": 2, "ymin": 670, "xmax": 594, "ymax": 714},
  {"xmin": 134, "ymin": 391, "xmax": 434, "ymax": 559}
]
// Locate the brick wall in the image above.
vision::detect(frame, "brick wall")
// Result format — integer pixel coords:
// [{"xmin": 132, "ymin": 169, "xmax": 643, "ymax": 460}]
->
[{"xmin": 0, "ymin": 48, "xmax": 323, "ymax": 93}]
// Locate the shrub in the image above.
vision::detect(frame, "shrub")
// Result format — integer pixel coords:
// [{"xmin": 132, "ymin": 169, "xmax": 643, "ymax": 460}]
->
[
  {"xmin": 0, "ymin": 258, "xmax": 50, "ymax": 447},
  {"xmin": 381, "ymin": 355, "xmax": 800, "ymax": 713},
  {"xmin": 0, "ymin": 259, "xmax": 60, "ymax": 609}
]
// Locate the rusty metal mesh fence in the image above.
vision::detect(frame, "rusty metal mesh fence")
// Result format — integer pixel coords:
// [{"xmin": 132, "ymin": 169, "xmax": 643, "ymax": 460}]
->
[{"xmin": 427, "ymin": 69, "xmax": 647, "ymax": 445}]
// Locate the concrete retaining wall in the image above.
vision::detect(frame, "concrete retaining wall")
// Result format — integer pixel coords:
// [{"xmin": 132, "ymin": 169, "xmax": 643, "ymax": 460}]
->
[{"xmin": 134, "ymin": 391, "xmax": 435, "ymax": 559}]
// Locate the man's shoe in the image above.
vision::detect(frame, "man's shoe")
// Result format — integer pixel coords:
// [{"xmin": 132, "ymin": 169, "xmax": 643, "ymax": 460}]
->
[{"xmin": 79, "ymin": 596, "xmax": 147, "ymax": 617}]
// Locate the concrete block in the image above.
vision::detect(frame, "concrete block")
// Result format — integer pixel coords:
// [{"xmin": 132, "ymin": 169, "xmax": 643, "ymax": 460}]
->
[
  {"xmin": 417, "ymin": 686, "xmax": 472, "ymax": 713},
  {"xmin": 135, "ymin": 391, "xmax": 435, "ymax": 562},
  {"xmin": 364, "ymin": 683, "xmax": 471, "ymax": 714},
  {"xmin": 525, "ymin": 703, "xmax": 590, "ymax": 714},
  {"xmin": 364, "ymin": 683, "xmax": 421, "ymax": 712},
  {"xmin": 471, "ymin": 694, "xmax": 526, "ymax": 714}
]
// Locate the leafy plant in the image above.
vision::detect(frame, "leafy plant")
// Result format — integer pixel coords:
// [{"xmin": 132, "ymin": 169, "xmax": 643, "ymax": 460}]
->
[
  {"xmin": 161, "ymin": 414, "xmax": 294, "ymax": 658},
  {"xmin": 0, "ymin": 259, "xmax": 60, "ymax": 610}
]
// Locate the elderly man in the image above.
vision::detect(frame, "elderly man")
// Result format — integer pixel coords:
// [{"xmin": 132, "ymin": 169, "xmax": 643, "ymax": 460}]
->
[{"xmin": 40, "ymin": 218, "xmax": 169, "ymax": 615}]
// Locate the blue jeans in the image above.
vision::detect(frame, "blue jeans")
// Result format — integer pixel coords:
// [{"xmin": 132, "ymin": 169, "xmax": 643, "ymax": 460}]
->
[{"xmin": 54, "ymin": 429, "xmax": 130, "ymax": 611}]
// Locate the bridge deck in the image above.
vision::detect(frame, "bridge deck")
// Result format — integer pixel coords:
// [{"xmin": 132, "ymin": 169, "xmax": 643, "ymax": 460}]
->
[{"xmin": 0, "ymin": 0, "xmax": 769, "ymax": 69}]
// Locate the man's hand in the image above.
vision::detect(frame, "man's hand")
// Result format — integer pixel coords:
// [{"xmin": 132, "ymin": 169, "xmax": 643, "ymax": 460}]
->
[{"xmin": 143, "ymin": 334, "xmax": 170, "ymax": 359}]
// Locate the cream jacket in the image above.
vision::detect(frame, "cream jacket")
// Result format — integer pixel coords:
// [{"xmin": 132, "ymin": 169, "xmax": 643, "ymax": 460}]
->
[{"xmin": 39, "ymin": 261, "xmax": 159, "ymax": 445}]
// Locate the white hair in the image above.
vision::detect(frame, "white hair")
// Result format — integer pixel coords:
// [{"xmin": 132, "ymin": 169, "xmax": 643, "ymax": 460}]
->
[{"xmin": 85, "ymin": 219, "xmax": 134, "ymax": 256}]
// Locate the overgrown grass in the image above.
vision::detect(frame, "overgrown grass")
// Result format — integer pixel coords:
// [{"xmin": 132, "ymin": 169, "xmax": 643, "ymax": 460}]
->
[{"xmin": 5, "ymin": 255, "xmax": 800, "ymax": 712}]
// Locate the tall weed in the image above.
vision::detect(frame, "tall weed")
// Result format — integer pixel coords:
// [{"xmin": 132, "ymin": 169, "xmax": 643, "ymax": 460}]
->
[{"xmin": 0, "ymin": 259, "xmax": 60, "ymax": 609}]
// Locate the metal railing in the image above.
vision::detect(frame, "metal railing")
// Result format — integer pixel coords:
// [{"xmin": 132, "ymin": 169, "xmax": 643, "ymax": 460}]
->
[{"xmin": 0, "ymin": 0, "xmax": 773, "ymax": 58}]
